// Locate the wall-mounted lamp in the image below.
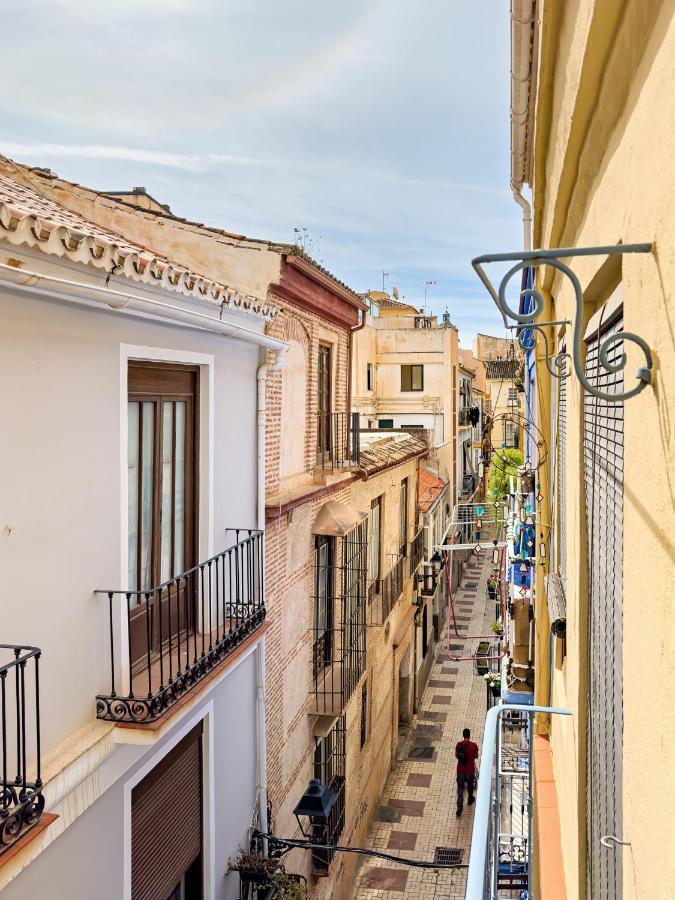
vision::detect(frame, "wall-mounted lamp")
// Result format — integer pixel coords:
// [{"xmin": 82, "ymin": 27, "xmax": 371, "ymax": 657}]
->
[{"xmin": 293, "ymin": 779, "xmax": 336, "ymax": 839}]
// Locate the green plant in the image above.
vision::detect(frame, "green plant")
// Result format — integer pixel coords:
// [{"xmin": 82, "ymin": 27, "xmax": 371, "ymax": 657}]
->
[
  {"xmin": 227, "ymin": 850, "xmax": 308, "ymax": 899},
  {"xmin": 490, "ymin": 620, "xmax": 503, "ymax": 633},
  {"xmin": 487, "ymin": 448, "xmax": 524, "ymax": 516},
  {"xmin": 484, "ymin": 672, "xmax": 501, "ymax": 687}
]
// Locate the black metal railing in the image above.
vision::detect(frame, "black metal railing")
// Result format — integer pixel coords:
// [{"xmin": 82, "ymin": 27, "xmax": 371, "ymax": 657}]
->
[
  {"xmin": 1, "ymin": 645, "xmax": 44, "ymax": 852},
  {"xmin": 410, "ymin": 528, "xmax": 425, "ymax": 574},
  {"xmin": 311, "ymin": 522, "xmax": 367, "ymax": 716},
  {"xmin": 96, "ymin": 531, "xmax": 265, "ymax": 723},
  {"xmin": 316, "ymin": 412, "xmax": 360, "ymax": 470},
  {"xmin": 368, "ymin": 555, "xmax": 404, "ymax": 625}
]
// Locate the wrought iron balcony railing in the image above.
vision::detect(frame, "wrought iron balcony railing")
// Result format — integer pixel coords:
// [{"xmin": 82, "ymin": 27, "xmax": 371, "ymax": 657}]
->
[
  {"xmin": 410, "ymin": 527, "xmax": 425, "ymax": 574},
  {"xmin": 1, "ymin": 645, "xmax": 44, "ymax": 852},
  {"xmin": 316, "ymin": 412, "xmax": 360, "ymax": 471},
  {"xmin": 96, "ymin": 531, "xmax": 265, "ymax": 723},
  {"xmin": 465, "ymin": 704, "xmax": 571, "ymax": 900},
  {"xmin": 368, "ymin": 555, "xmax": 404, "ymax": 625},
  {"xmin": 311, "ymin": 522, "xmax": 367, "ymax": 716}
]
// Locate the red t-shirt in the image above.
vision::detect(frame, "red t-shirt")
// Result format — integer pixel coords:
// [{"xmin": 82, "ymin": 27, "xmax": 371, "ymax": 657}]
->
[{"xmin": 455, "ymin": 739, "xmax": 479, "ymax": 775}]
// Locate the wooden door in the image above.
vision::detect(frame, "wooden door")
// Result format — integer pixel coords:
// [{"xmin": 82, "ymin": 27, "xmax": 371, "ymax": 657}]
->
[{"xmin": 128, "ymin": 362, "xmax": 199, "ymax": 668}]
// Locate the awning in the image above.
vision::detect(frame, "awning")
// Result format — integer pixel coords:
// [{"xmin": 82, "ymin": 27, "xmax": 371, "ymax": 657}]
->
[
  {"xmin": 545, "ymin": 573, "xmax": 567, "ymax": 637},
  {"xmin": 312, "ymin": 500, "xmax": 368, "ymax": 537}
]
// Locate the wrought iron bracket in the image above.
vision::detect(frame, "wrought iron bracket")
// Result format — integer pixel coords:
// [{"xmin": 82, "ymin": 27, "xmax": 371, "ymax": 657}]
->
[{"xmin": 472, "ymin": 243, "xmax": 653, "ymax": 402}]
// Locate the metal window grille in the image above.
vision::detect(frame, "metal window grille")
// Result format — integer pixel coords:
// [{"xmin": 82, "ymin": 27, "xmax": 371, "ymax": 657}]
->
[
  {"xmin": 584, "ymin": 313, "xmax": 624, "ymax": 900},
  {"xmin": 312, "ymin": 716, "xmax": 346, "ymax": 873},
  {"xmin": 311, "ymin": 521, "xmax": 367, "ymax": 715},
  {"xmin": 557, "ymin": 343, "xmax": 568, "ymax": 589}
]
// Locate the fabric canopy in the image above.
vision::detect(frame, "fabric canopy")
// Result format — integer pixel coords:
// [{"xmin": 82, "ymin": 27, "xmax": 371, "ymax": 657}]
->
[{"xmin": 312, "ymin": 499, "xmax": 368, "ymax": 537}]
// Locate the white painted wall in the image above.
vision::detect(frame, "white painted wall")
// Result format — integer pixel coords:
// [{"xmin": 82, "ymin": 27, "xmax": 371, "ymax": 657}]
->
[{"xmin": 0, "ymin": 279, "xmax": 259, "ymax": 761}]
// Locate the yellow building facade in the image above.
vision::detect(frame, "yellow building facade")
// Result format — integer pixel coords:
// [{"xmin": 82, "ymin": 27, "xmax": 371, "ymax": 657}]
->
[{"xmin": 514, "ymin": 2, "xmax": 675, "ymax": 898}]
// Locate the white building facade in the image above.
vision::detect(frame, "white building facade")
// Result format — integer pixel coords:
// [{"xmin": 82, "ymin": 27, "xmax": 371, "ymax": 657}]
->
[{"xmin": 0, "ymin": 173, "xmax": 286, "ymax": 899}]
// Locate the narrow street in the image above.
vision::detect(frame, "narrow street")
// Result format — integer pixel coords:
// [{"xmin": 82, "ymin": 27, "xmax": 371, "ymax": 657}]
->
[{"xmin": 350, "ymin": 549, "xmax": 495, "ymax": 900}]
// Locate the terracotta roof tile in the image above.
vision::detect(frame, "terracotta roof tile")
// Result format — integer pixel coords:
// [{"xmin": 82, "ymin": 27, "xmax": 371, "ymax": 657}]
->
[
  {"xmin": 418, "ymin": 466, "xmax": 447, "ymax": 512},
  {"xmin": 359, "ymin": 434, "xmax": 428, "ymax": 476},
  {"xmin": 0, "ymin": 173, "xmax": 277, "ymax": 321}
]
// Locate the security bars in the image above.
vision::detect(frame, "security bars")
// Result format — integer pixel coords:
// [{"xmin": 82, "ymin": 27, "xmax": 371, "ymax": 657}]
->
[
  {"xmin": 96, "ymin": 531, "xmax": 265, "ymax": 723},
  {"xmin": 0, "ymin": 645, "xmax": 44, "ymax": 852},
  {"xmin": 311, "ymin": 521, "xmax": 368, "ymax": 716}
]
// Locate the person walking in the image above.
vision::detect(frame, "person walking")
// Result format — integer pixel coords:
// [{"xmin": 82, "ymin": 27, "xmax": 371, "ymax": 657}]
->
[{"xmin": 455, "ymin": 727, "xmax": 479, "ymax": 816}]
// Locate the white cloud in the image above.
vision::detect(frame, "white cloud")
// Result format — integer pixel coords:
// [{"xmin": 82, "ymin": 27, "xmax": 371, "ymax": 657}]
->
[{"xmin": 0, "ymin": 142, "xmax": 280, "ymax": 172}]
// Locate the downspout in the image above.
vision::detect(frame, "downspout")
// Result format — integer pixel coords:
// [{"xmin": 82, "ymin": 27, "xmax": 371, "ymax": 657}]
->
[
  {"xmin": 347, "ymin": 307, "xmax": 367, "ymax": 422},
  {"xmin": 255, "ymin": 346, "xmax": 287, "ymax": 855},
  {"xmin": 510, "ymin": 0, "xmax": 536, "ymax": 251}
]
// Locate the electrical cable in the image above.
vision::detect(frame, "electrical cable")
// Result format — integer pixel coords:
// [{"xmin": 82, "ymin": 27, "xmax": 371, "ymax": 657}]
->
[{"xmin": 254, "ymin": 833, "xmax": 468, "ymax": 869}]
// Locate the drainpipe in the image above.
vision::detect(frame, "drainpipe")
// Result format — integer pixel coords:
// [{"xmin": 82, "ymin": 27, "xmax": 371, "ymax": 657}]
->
[
  {"xmin": 347, "ymin": 308, "xmax": 367, "ymax": 423},
  {"xmin": 510, "ymin": 0, "xmax": 536, "ymax": 251},
  {"xmin": 255, "ymin": 347, "xmax": 287, "ymax": 854}
]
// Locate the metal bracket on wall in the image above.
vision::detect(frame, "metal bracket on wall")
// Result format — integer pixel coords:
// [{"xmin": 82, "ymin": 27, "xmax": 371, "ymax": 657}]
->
[{"xmin": 471, "ymin": 243, "xmax": 653, "ymax": 402}]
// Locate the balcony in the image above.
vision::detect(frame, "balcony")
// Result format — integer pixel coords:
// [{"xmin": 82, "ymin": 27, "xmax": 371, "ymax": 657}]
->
[
  {"xmin": 465, "ymin": 703, "xmax": 571, "ymax": 899},
  {"xmin": 410, "ymin": 527, "xmax": 425, "ymax": 574},
  {"xmin": 316, "ymin": 412, "xmax": 360, "ymax": 471},
  {"xmin": 459, "ymin": 473, "xmax": 478, "ymax": 499},
  {"xmin": 1, "ymin": 645, "xmax": 44, "ymax": 852},
  {"xmin": 368, "ymin": 555, "xmax": 404, "ymax": 625},
  {"xmin": 96, "ymin": 531, "xmax": 265, "ymax": 723}
]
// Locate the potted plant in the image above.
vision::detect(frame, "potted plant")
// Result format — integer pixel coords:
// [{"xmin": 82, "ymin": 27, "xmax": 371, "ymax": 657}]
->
[
  {"xmin": 484, "ymin": 672, "xmax": 501, "ymax": 697},
  {"xmin": 487, "ymin": 576, "xmax": 498, "ymax": 600},
  {"xmin": 228, "ymin": 850, "xmax": 308, "ymax": 900},
  {"xmin": 490, "ymin": 620, "xmax": 504, "ymax": 636}
]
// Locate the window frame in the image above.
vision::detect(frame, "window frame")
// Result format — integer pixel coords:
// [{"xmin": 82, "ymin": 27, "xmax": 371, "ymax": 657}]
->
[
  {"xmin": 399, "ymin": 478, "xmax": 408, "ymax": 556},
  {"xmin": 401, "ymin": 364, "xmax": 424, "ymax": 392}
]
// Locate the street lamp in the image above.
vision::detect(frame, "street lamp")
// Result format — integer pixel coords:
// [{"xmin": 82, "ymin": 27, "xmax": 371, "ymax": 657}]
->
[{"xmin": 293, "ymin": 779, "xmax": 336, "ymax": 839}]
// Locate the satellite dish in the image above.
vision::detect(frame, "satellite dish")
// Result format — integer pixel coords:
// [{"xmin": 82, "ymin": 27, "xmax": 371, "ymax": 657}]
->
[{"xmin": 392, "ymin": 286, "xmax": 400, "ymax": 300}]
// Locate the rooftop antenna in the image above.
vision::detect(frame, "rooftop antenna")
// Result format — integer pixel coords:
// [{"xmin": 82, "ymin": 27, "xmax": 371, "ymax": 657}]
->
[
  {"xmin": 424, "ymin": 280, "xmax": 437, "ymax": 315},
  {"xmin": 382, "ymin": 270, "xmax": 396, "ymax": 293}
]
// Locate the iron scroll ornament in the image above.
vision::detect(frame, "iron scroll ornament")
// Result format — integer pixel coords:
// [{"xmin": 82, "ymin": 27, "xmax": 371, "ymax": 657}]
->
[{"xmin": 471, "ymin": 244, "xmax": 653, "ymax": 402}]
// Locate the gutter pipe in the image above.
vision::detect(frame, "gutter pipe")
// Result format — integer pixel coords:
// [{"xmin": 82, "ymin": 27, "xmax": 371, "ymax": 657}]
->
[
  {"xmin": 510, "ymin": 0, "xmax": 536, "ymax": 250},
  {"xmin": 0, "ymin": 262, "xmax": 288, "ymax": 355}
]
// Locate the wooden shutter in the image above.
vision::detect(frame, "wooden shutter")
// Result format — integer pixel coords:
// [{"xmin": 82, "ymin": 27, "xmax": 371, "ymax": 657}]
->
[
  {"xmin": 132, "ymin": 723, "xmax": 203, "ymax": 900},
  {"xmin": 583, "ymin": 313, "xmax": 623, "ymax": 900}
]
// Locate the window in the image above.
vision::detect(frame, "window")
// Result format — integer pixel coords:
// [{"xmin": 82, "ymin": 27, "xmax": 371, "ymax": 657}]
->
[
  {"xmin": 368, "ymin": 496, "xmax": 382, "ymax": 595},
  {"xmin": 360, "ymin": 680, "xmax": 368, "ymax": 748},
  {"xmin": 367, "ymin": 363, "xmax": 374, "ymax": 391},
  {"xmin": 317, "ymin": 344, "xmax": 332, "ymax": 454},
  {"xmin": 402, "ymin": 424, "xmax": 424, "ymax": 429},
  {"xmin": 378, "ymin": 419, "xmax": 394, "ymax": 429},
  {"xmin": 128, "ymin": 362, "xmax": 198, "ymax": 668},
  {"xmin": 401, "ymin": 365, "xmax": 423, "ymax": 391},
  {"xmin": 421, "ymin": 602, "xmax": 428, "ymax": 656},
  {"xmin": 399, "ymin": 479, "xmax": 408, "ymax": 555},
  {"xmin": 508, "ymin": 387, "xmax": 518, "ymax": 402},
  {"xmin": 313, "ymin": 717, "xmax": 346, "ymax": 871},
  {"xmin": 313, "ymin": 535, "xmax": 335, "ymax": 677}
]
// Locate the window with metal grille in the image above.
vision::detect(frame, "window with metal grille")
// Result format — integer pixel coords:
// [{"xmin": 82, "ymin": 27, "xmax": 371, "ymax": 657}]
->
[
  {"xmin": 400, "ymin": 479, "xmax": 408, "ymax": 555},
  {"xmin": 367, "ymin": 362, "xmax": 373, "ymax": 391},
  {"xmin": 312, "ymin": 716, "xmax": 346, "ymax": 872},
  {"xmin": 583, "ymin": 306, "xmax": 624, "ymax": 900},
  {"xmin": 557, "ymin": 342, "xmax": 567, "ymax": 590}
]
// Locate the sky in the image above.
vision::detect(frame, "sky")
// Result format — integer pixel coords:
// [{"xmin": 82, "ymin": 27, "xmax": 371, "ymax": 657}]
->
[{"xmin": 1, "ymin": 0, "xmax": 522, "ymax": 347}]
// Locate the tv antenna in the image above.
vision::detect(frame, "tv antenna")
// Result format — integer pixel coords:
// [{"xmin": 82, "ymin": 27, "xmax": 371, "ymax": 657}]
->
[
  {"xmin": 382, "ymin": 270, "xmax": 396, "ymax": 293},
  {"xmin": 424, "ymin": 280, "xmax": 437, "ymax": 314}
]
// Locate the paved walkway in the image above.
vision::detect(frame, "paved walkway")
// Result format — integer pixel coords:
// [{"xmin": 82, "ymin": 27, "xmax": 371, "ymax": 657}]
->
[{"xmin": 349, "ymin": 548, "xmax": 495, "ymax": 900}]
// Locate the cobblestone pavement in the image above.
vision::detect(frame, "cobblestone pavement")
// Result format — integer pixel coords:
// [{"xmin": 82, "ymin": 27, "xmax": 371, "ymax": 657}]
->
[{"xmin": 349, "ymin": 549, "xmax": 495, "ymax": 900}]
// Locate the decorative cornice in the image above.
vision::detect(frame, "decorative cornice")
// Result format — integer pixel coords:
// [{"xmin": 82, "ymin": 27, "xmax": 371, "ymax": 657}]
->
[{"xmin": 0, "ymin": 181, "xmax": 278, "ymax": 322}]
